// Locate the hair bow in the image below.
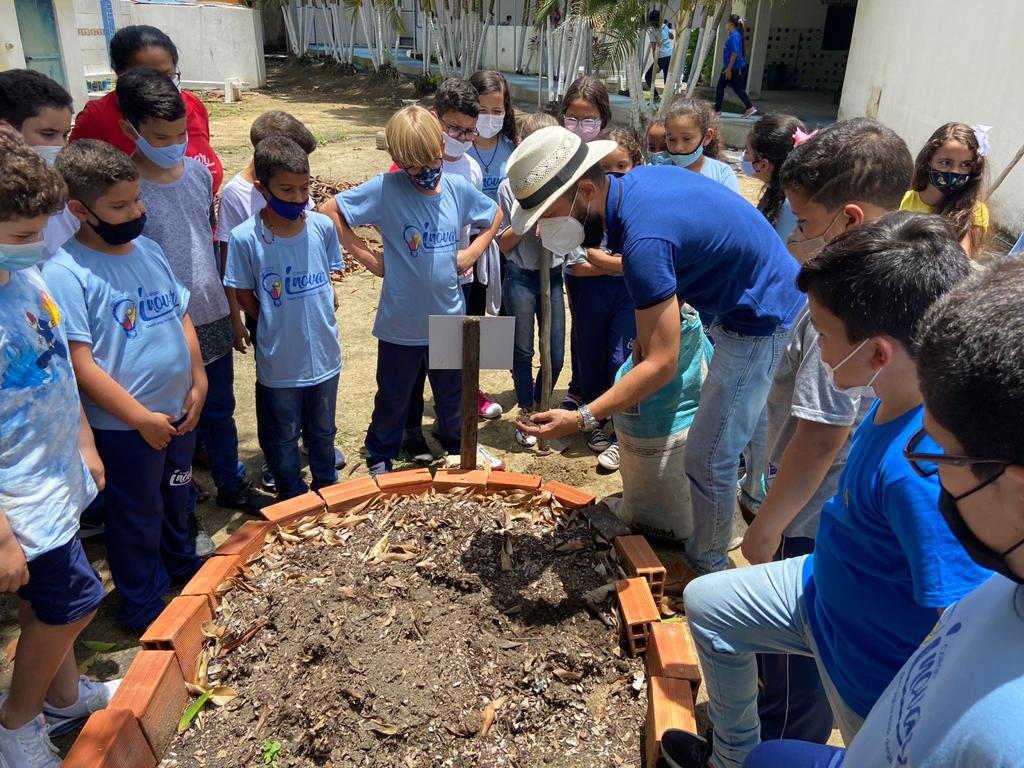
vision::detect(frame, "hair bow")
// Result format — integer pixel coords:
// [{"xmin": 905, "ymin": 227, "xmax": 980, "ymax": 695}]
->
[
  {"xmin": 972, "ymin": 124, "xmax": 992, "ymax": 157},
  {"xmin": 738, "ymin": 16, "xmax": 747, "ymax": 25},
  {"xmin": 793, "ymin": 128, "xmax": 818, "ymax": 147}
]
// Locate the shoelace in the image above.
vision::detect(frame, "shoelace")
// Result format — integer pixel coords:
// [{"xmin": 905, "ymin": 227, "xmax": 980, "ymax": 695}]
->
[{"xmin": 17, "ymin": 719, "xmax": 60, "ymax": 768}]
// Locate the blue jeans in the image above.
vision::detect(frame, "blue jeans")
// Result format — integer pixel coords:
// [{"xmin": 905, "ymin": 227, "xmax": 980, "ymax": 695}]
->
[
  {"xmin": 571, "ymin": 275, "xmax": 635, "ymax": 404},
  {"xmin": 256, "ymin": 375, "xmax": 339, "ymax": 499},
  {"xmin": 684, "ymin": 322, "xmax": 787, "ymax": 573},
  {"xmin": 684, "ymin": 555, "xmax": 864, "ymax": 768},
  {"xmin": 740, "ymin": 405, "xmax": 769, "ymax": 512},
  {"xmin": 503, "ymin": 261, "xmax": 566, "ymax": 409},
  {"xmin": 196, "ymin": 353, "xmax": 246, "ymax": 493},
  {"xmin": 743, "ymin": 741, "xmax": 845, "ymax": 768}
]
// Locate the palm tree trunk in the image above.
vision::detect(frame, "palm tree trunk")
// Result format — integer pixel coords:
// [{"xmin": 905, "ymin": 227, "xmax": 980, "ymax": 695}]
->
[
  {"xmin": 660, "ymin": 2, "xmax": 698, "ymax": 111},
  {"xmin": 685, "ymin": 0, "xmax": 726, "ymax": 98},
  {"xmin": 515, "ymin": 0, "xmax": 531, "ymax": 72}
]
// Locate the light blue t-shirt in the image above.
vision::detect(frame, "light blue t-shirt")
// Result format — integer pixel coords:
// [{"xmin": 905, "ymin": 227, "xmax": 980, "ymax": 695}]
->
[
  {"xmin": 336, "ymin": 172, "xmax": 498, "ymax": 346},
  {"xmin": 0, "ymin": 267, "xmax": 96, "ymax": 560},
  {"xmin": 659, "ymin": 24, "xmax": 673, "ymax": 57},
  {"xmin": 803, "ymin": 402, "xmax": 992, "ymax": 718},
  {"xmin": 224, "ymin": 212, "xmax": 343, "ymax": 388},
  {"xmin": 844, "ymin": 574, "xmax": 1024, "ymax": 767},
  {"xmin": 699, "ymin": 156, "xmax": 740, "ymax": 194},
  {"xmin": 773, "ymin": 198, "xmax": 798, "ymax": 241},
  {"xmin": 43, "ymin": 237, "xmax": 193, "ymax": 431},
  {"xmin": 470, "ymin": 135, "xmax": 515, "ymax": 202}
]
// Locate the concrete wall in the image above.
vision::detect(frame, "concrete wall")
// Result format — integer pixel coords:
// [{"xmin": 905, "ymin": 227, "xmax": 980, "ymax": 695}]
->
[{"xmin": 839, "ymin": 0, "xmax": 1023, "ymax": 232}]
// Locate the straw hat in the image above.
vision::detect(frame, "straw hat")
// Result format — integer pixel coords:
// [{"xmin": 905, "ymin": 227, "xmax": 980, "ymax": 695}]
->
[{"xmin": 506, "ymin": 126, "xmax": 616, "ymax": 234}]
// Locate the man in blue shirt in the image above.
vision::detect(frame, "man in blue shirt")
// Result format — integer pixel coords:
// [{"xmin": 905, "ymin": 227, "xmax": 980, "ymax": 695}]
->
[{"xmin": 510, "ymin": 126, "xmax": 804, "ymax": 577}]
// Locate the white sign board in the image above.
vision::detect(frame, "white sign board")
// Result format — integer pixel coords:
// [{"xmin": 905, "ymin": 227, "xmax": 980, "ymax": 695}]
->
[{"xmin": 428, "ymin": 315, "xmax": 515, "ymax": 370}]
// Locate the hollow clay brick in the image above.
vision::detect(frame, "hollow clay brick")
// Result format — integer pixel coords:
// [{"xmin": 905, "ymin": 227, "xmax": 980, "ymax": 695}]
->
[
  {"xmin": 260, "ymin": 490, "xmax": 326, "ymax": 526},
  {"xmin": 213, "ymin": 520, "xmax": 271, "ymax": 563},
  {"xmin": 180, "ymin": 554, "xmax": 241, "ymax": 611},
  {"xmin": 614, "ymin": 535, "xmax": 667, "ymax": 599},
  {"xmin": 486, "ymin": 471, "xmax": 543, "ymax": 491},
  {"xmin": 541, "ymin": 480, "xmax": 597, "ymax": 509},
  {"xmin": 645, "ymin": 675, "xmax": 698, "ymax": 768},
  {"xmin": 109, "ymin": 650, "xmax": 188, "ymax": 757},
  {"xmin": 375, "ymin": 467, "xmax": 433, "ymax": 496},
  {"xmin": 646, "ymin": 621, "xmax": 702, "ymax": 700},
  {"xmin": 432, "ymin": 468, "xmax": 488, "ymax": 492},
  {"xmin": 615, "ymin": 577, "xmax": 661, "ymax": 656},
  {"xmin": 62, "ymin": 708, "xmax": 157, "ymax": 768},
  {"xmin": 140, "ymin": 595, "xmax": 213, "ymax": 683},
  {"xmin": 318, "ymin": 476, "xmax": 380, "ymax": 513}
]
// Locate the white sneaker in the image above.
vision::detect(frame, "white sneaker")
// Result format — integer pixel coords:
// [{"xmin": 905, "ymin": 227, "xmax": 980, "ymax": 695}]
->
[
  {"xmin": 515, "ymin": 410, "xmax": 538, "ymax": 447},
  {"xmin": 597, "ymin": 443, "xmax": 620, "ymax": 471},
  {"xmin": 0, "ymin": 715, "xmax": 60, "ymax": 768},
  {"xmin": 43, "ymin": 676, "xmax": 114, "ymax": 737},
  {"xmin": 587, "ymin": 428, "xmax": 612, "ymax": 453},
  {"xmin": 742, "ymin": 106, "xmax": 759, "ymax": 118}
]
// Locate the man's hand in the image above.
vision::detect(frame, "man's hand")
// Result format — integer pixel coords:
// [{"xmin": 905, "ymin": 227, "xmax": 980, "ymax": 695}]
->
[
  {"xmin": 178, "ymin": 385, "xmax": 208, "ymax": 435},
  {"xmin": 724, "ymin": 68, "xmax": 733, "ymax": 81},
  {"xmin": 517, "ymin": 408, "xmax": 580, "ymax": 440},
  {"xmin": 231, "ymin": 314, "xmax": 250, "ymax": 354},
  {"xmin": 0, "ymin": 525, "xmax": 29, "ymax": 593},
  {"xmin": 135, "ymin": 411, "xmax": 177, "ymax": 449},
  {"xmin": 741, "ymin": 514, "xmax": 784, "ymax": 566},
  {"xmin": 81, "ymin": 444, "xmax": 105, "ymax": 491}
]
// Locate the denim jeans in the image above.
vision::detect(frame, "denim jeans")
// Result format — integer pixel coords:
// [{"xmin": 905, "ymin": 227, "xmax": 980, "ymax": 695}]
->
[
  {"xmin": 571, "ymin": 275, "xmax": 636, "ymax": 404},
  {"xmin": 503, "ymin": 261, "xmax": 566, "ymax": 409},
  {"xmin": 256, "ymin": 375, "xmax": 339, "ymax": 499},
  {"xmin": 684, "ymin": 555, "xmax": 864, "ymax": 768},
  {"xmin": 684, "ymin": 322, "xmax": 787, "ymax": 573},
  {"xmin": 739, "ymin": 405, "xmax": 769, "ymax": 512},
  {"xmin": 715, "ymin": 66, "xmax": 754, "ymax": 111},
  {"xmin": 196, "ymin": 352, "xmax": 246, "ymax": 494}
]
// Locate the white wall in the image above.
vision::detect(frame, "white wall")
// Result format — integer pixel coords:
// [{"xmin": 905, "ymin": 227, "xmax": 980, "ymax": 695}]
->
[{"xmin": 839, "ymin": 0, "xmax": 1024, "ymax": 232}]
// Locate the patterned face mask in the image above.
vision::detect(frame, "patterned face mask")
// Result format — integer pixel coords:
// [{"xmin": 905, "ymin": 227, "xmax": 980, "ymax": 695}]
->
[
  {"xmin": 409, "ymin": 165, "xmax": 443, "ymax": 191},
  {"xmin": 928, "ymin": 167, "xmax": 971, "ymax": 195}
]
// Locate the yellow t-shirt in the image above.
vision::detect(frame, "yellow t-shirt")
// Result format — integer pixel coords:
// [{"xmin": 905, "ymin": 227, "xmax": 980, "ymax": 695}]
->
[{"xmin": 899, "ymin": 189, "xmax": 989, "ymax": 231}]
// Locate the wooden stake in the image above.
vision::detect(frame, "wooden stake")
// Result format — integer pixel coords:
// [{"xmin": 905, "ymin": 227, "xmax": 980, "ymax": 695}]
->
[
  {"xmin": 987, "ymin": 140, "xmax": 1024, "ymax": 201},
  {"xmin": 538, "ymin": 250, "xmax": 553, "ymax": 453},
  {"xmin": 460, "ymin": 317, "xmax": 481, "ymax": 470}
]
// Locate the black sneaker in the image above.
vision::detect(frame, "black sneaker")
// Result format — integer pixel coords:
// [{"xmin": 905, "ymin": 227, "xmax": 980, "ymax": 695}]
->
[
  {"xmin": 217, "ymin": 481, "xmax": 274, "ymax": 516},
  {"xmin": 661, "ymin": 729, "xmax": 713, "ymax": 768},
  {"xmin": 367, "ymin": 460, "xmax": 391, "ymax": 478},
  {"xmin": 402, "ymin": 433, "xmax": 433, "ymax": 464},
  {"xmin": 260, "ymin": 463, "xmax": 276, "ymax": 493}
]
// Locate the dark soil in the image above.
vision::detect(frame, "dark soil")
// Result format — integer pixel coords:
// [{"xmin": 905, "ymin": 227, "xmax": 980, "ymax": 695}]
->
[{"xmin": 161, "ymin": 491, "xmax": 646, "ymax": 767}]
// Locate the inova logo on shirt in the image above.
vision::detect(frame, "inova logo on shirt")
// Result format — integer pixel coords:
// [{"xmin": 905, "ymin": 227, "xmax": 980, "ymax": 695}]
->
[{"xmin": 109, "ymin": 286, "xmax": 181, "ymax": 339}]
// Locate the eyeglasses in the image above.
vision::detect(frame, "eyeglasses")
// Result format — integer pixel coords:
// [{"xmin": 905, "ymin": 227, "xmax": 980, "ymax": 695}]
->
[
  {"xmin": 440, "ymin": 120, "xmax": 479, "ymax": 141},
  {"xmin": 903, "ymin": 427, "xmax": 1008, "ymax": 478},
  {"xmin": 564, "ymin": 117, "xmax": 602, "ymax": 132}
]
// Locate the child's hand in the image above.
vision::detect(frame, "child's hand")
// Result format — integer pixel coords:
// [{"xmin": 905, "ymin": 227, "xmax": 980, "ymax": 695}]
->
[
  {"xmin": 0, "ymin": 528, "xmax": 29, "ymax": 593},
  {"xmin": 741, "ymin": 514, "xmax": 783, "ymax": 566},
  {"xmin": 177, "ymin": 385, "xmax": 207, "ymax": 435},
  {"xmin": 231, "ymin": 314, "xmax": 250, "ymax": 354},
  {"xmin": 135, "ymin": 411, "xmax": 177, "ymax": 450},
  {"xmin": 81, "ymin": 444, "xmax": 106, "ymax": 492}
]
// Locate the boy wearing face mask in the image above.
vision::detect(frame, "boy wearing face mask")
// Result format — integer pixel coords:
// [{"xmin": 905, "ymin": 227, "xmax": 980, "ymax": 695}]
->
[
  {"xmin": 320, "ymin": 105, "xmax": 501, "ymax": 477},
  {"xmin": 663, "ymin": 213, "xmax": 991, "ymax": 768},
  {"xmin": 42, "ymin": 140, "xmax": 207, "ymax": 632},
  {"xmin": 225, "ymin": 137, "xmax": 343, "ymax": 500},
  {"xmin": 117, "ymin": 68, "xmax": 270, "ymax": 521},
  {"xmin": 0, "ymin": 69, "xmax": 81, "ymax": 262}
]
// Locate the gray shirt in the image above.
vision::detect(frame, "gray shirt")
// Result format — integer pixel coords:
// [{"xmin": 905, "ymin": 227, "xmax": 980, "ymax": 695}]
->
[
  {"xmin": 140, "ymin": 158, "xmax": 228, "ymax": 328},
  {"xmin": 497, "ymin": 178, "xmax": 562, "ymax": 270},
  {"xmin": 766, "ymin": 305, "xmax": 874, "ymax": 539}
]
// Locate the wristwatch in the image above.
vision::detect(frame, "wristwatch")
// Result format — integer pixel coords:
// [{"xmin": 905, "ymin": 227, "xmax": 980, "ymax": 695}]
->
[{"xmin": 578, "ymin": 403, "xmax": 599, "ymax": 432}]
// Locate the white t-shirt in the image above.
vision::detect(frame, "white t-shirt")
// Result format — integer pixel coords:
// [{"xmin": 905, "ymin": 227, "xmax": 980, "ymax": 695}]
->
[
  {"xmin": 845, "ymin": 573, "xmax": 1024, "ymax": 767},
  {"xmin": 443, "ymin": 153, "xmax": 483, "ymax": 284},
  {"xmin": 40, "ymin": 206, "xmax": 81, "ymax": 263}
]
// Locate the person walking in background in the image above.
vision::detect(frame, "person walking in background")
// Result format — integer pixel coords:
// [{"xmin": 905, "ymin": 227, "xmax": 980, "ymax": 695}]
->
[
  {"xmin": 645, "ymin": 9, "xmax": 674, "ymax": 100},
  {"xmin": 715, "ymin": 14, "xmax": 757, "ymax": 119}
]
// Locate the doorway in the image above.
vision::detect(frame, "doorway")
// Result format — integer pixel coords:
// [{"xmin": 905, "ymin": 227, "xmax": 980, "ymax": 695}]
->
[{"xmin": 14, "ymin": 0, "xmax": 67, "ymax": 89}]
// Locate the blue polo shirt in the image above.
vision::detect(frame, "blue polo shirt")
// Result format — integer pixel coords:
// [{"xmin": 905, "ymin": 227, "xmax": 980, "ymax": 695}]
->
[
  {"xmin": 606, "ymin": 167, "xmax": 804, "ymax": 335},
  {"xmin": 723, "ymin": 29, "xmax": 747, "ymax": 70}
]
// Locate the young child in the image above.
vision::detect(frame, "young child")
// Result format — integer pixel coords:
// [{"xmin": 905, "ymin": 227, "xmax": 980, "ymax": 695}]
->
[
  {"xmin": 217, "ymin": 110, "xmax": 322, "ymax": 493},
  {"xmin": 319, "ymin": 105, "xmax": 501, "ymax": 476},
  {"xmin": 739, "ymin": 117, "xmax": 913, "ymax": 746},
  {"xmin": 224, "ymin": 137, "xmax": 343, "ymax": 500},
  {"xmin": 116, "ymin": 67, "xmax": 267, "ymax": 519},
  {"xmin": 0, "ymin": 69, "xmax": 80, "ymax": 260},
  {"xmin": 646, "ymin": 119, "xmax": 670, "ymax": 164},
  {"xmin": 43, "ymin": 139, "xmax": 207, "ymax": 632},
  {"xmin": 468, "ymin": 70, "xmax": 517, "ymax": 202},
  {"xmin": 664, "ymin": 213, "xmax": 991, "ymax": 768},
  {"xmin": 600, "ymin": 127, "xmax": 644, "ymax": 176},
  {"xmin": 739, "ymin": 113, "xmax": 806, "ymax": 241},
  {"xmin": 0, "ymin": 127, "xmax": 109, "ymax": 768},
  {"xmin": 664, "ymin": 97, "xmax": 740, "ymax": 193},
  {"xmin": 498, "ymin": 112, "xmax": 564, "ymax": 449},
  {"xmin": 900, "ymin": 122, "xmax": 989, "ymax": 257}
]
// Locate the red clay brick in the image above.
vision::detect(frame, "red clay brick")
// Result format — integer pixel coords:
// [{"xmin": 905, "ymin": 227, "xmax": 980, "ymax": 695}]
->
[
  {"xmin": 180, "ymin": 554, "xmax": 240, "ymax": 611},
  {"xmin": 541, "ymin": 480, "xmax": 597, "ymax": 509},
  {"xmin": 616, "ymin": 577, "xmax": 661, "ymax": 656},
  {"xmin": 432, "ymin": 468, "xmax": 488, "ymax": 492},
  {"xmin": 63, "ymin": 708, "xmax": 157, "ymax": 768},
  {"xmin": 646, "ymin": 621, "xmax": 702, "ymax": 699},
  {"xmin": 213, "ymin": 520, "xmax": 271, "ymax": 563},
  {"xmin": 486, "ymin": 471, "xmax": 543, "ymax": 491},
  {"xmin": 109, "ymin": 650, "xmax": 188, "ymax": 758},
  {"xmin": 614, "ymin": 535, "xmax": 667, "ymax": 599},
  {"xmin": 260, "ymin": 491, "xmax": 326, "ymax": 526},
  {"xmin": 375, "ymin": 467, "xmax": 433, "ymax": 496},
  {"xmin": 318, "ymin": 476, "xmax": 380, "ymax": 513},
  {"xmin": 140, "ymin": 596, "xmax": 213, "ymax": 683},
  {"xmin": 645, "ymin": 676, "xmax": 697, "ymax": 768}
]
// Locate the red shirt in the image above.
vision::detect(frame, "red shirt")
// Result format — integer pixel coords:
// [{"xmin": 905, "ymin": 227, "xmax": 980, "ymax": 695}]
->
[{"xmin": 70, "ymin": 90, "xmax": 223, "ymax": 193}]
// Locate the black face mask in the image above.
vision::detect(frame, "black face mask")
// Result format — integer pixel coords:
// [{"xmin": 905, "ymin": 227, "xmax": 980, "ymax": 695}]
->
[
  {"xmin": 938, "ymin": 470, "xmax": 1024, "ymax": 584},
  {"xmin": 580, "ymin": 213, "xmax": 605, "ymax": 248},
  {"xmin": 83, "ymin": 204, "xmax": 147, "ymax": 246}
]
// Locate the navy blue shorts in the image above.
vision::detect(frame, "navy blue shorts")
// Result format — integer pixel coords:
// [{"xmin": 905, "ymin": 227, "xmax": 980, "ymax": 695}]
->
[{"xmin": 18, "ymin": 536, "xmax": 104, "ymax": 625}]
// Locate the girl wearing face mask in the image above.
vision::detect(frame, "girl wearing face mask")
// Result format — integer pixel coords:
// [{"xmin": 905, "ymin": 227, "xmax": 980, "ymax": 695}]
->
[
  {"xmin": 741, "ymin": 114, "xmax": 806, "ymax": 241},
  {"xmin": 900, "ymin": 122, "xmax": 990, "ymax": 257},
  {"xmin": 468, "ymin": 70, "xmax": 518, "ymax": 203},
  {"xmin": 646, "ymin": 119, "xmax": 670, "ymax": 165},
  {"xmin": 664, "ymin": 97, "xmax": 739, "ymax": 194}
]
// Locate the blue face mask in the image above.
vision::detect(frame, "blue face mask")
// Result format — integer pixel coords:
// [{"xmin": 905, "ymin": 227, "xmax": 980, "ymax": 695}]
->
[
  {"xmin": 410, "ymin": 165, "xmax": 443, "ymax": 191},
  {"xmin": 265, "ymin": 194, "xmax": 309, "ymax": 221},
  {"xmin": 133, "ymin": 129, "xmax": 188, "ymax": 169},
  {"xmin": 649, "ymin": 151, "xmax": 672, "ymax": 166},
  {"xmin": 0, "ymin": 241, "xmax": 46, "ymax": 271},
  {"xmin": 668, "ymin": 142, "xmax": 704, "ymax": 169}
]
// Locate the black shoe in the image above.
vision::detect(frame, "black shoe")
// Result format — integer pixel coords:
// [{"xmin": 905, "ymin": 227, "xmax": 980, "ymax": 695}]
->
[
  {"xmin": 402, "ymin": 434, "xmax": 433, "ymax": 464},
  {"xmin": 217, "ymin": 481, "xmax": 274, "ymax": 516},
  {"xmin": 661, "ymin": 729, "xmax": 713, "ymax": 768},
  {"xmin": 260, "ymin": 463, "xmax": 276, "ymax": 493}
]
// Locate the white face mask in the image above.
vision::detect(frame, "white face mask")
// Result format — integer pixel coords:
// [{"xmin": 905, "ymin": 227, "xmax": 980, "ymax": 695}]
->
[
  {"xmin": 821, "ymin": 338, "xmax": 881, "ymax": 398},
  {"xmin": 443, "ymin": 133, "xmax": 472, "ymax": 158},
  {"xmin": 476, "ymin": 114, "xmax": 505, "ymax": 139},
  {"xmin": 739, "ymin": 156, "xmax": 758, "ymax": 177},
  {"xmin": 538, "ymin": 188, "xmax": 588, "ymax": 255},
  {"xmin": 33, "ymin": 144, "xmax": 62, "ymax": 167}
]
